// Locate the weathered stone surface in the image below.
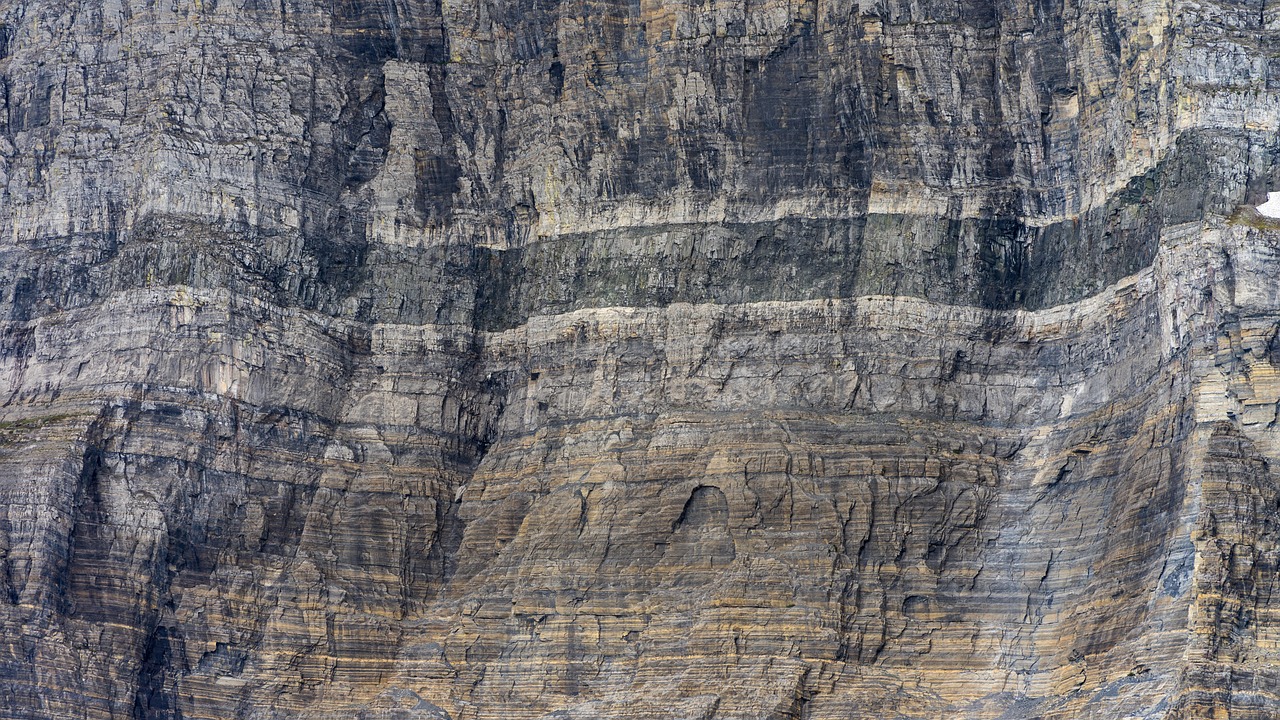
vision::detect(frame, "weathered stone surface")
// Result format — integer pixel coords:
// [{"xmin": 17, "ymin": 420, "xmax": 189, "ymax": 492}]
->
[{"xmin": 0, "ymin": 0, "xmax": 1279, "ymax": 718}]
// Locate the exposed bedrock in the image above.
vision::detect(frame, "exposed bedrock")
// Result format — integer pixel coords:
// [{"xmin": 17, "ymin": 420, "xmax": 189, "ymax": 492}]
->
[{"xmin": 0, "ymin": 0, "xmax": 1279, "ymax": 718}]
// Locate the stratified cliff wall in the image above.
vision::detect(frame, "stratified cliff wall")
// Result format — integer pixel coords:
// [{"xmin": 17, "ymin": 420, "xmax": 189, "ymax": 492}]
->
[{"xmin": 1, "ymin": 0, "xmax": 1279, "ymax": 718}]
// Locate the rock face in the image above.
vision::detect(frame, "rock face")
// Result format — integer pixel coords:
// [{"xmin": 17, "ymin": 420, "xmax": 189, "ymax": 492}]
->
[{"xmin": 1, "ymin": 0, "xmax": 1280, "ymax": 718}]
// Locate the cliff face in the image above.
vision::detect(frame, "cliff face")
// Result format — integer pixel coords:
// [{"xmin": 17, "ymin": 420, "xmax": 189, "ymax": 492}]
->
[{"xmin": 1, "ymin": 0, "xmax": 1279, "ymax": 718}]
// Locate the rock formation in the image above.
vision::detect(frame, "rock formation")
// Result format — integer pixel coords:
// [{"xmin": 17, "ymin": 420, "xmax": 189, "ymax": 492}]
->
[{"xmin": 0, "ymin": 0, "xmax": 1279, "ymax": 718}]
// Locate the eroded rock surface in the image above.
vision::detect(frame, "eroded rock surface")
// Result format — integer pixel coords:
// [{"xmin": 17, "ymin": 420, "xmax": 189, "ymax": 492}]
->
[{"xmin": 1, "ymin": 0, "xmax": 1280, "ymax": 718}]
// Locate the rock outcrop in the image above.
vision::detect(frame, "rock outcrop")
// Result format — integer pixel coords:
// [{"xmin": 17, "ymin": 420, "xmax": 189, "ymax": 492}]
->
[{"xmin": 1, "ymin": 0, "xmax": 1280, "ymax": 718}]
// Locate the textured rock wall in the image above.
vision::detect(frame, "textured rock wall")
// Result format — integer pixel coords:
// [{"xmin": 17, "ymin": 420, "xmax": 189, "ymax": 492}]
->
[{"xmin": 0, "ymin": 0, "xmax": 1279, "ymax": 718}]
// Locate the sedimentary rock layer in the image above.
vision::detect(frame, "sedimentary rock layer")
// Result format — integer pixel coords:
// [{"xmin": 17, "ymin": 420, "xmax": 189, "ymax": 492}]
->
[{"xmin": 0, "ymin": 0, "xmax": 1279, "ymax": 718}]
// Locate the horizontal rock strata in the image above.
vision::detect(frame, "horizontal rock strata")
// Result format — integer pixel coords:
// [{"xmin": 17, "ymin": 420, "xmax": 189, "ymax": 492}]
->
[{"xmin": 0, "ymin": 0, "xmax": 1279, "ymax": 718}]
